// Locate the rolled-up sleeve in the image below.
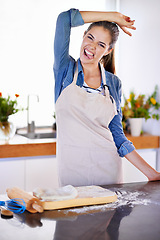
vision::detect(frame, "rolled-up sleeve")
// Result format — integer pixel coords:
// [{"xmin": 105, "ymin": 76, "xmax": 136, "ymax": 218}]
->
[
  {"xmin": 109, "ymin": 112, "xmax": 135, "ymax": 157},
  {"xmin": 118, "ymin": 139, "xmax": 135, "ymax": 157},
  {"xmin": 108, "ymin": 75, "xmax": 135, "ymax": 157},
  {"xmin": 70, "ymin": 9, "xmax": 84, "ymax": 27}
]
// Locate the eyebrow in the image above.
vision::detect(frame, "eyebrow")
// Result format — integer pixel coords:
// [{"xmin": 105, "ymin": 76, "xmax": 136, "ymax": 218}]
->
[{"xmin": 88, "ymin": 33, "xmax": 106, "ymax": 47}]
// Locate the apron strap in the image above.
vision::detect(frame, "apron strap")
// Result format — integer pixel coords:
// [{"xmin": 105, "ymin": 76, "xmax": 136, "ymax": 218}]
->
[
  {"xmin": 100, "ymin": 64, "xmax": 117, "ymax": 105},
  {"xmin": 100, "ymin": 64, "xmax": 110, "ymax": 97},
  {"xmin": 73, "ymin": 63, "xmax": 78, "ymax": 83},
  {"xmin": 73, "ymin": 62, "xmax": 110, "ymax": 97}
]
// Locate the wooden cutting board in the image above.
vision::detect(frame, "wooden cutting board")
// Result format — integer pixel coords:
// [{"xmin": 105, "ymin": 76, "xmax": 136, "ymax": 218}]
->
[{"xmin": 41, "ymin": 186, "xmax": 117, "ymax": 211}]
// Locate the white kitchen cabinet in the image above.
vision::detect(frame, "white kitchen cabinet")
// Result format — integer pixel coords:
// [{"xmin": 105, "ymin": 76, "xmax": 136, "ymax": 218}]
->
[
  {"xmin": 122, "ymin": 149, "xmax": 157, "ymax": 183},
  {"xmin": 25, "ymin": 155, "xmax": 59, "ymax": 192},
  {"xmin": 156, "ymin": 149, "xmax": 160, "ymax": 172},
  {"xmin": 0, "ymin": 158, "xmax": 25, "ymax": 194},
  {"xmin": 0, "ymin": 156, "xmax": 59, "ymax": 194},
  {"xmin": 0, "ymin": 148, "xmax": 158, "ymax": 194}
]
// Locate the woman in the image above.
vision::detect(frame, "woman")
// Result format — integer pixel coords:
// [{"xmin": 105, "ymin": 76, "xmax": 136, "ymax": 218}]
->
[{"xmin": 54, "ymin": 8, "xmax": 160, "ymax": 187}]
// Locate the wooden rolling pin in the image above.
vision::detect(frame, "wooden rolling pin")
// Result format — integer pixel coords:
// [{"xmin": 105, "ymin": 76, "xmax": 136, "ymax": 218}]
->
[{"xmin": 6, "ymin": 187, "xmax": 43, "ymax": 213}]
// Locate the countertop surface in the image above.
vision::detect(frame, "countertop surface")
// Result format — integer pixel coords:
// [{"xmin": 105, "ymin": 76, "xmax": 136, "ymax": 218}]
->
[
  {"xmin": 1, "ymin": 181, "xmax": 160, "ymax": 240},
  {"xmin": 0, "ymin": 135, "xmax": 57, "ymax": 158},
  {"xmin": 0, "ymin": 133, "xmax": 159, "ymax": 158}
]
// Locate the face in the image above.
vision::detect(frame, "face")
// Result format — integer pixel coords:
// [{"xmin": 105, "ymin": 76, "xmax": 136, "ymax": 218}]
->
[{"xmin": 80, "ymin": 26, "xmax": 112, "ymax": 65}]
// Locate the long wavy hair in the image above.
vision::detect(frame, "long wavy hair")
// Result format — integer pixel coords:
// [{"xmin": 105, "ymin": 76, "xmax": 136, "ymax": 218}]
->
[{"xmin": 86, "ymin": 21, "xmax": 119, "ymax": 74}]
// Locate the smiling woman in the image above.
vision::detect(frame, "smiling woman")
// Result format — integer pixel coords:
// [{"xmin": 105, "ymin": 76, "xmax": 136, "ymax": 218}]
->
[
  {"xmin": 80, "ymin": 26, "xmax": 112, "ymax": 62},
  {"xmin": 81, "ymin": 21, "xmax": 119, "ymax": 86},
  {"xmin": 79, "ymin": 23, "xmax": 119, "ymax": 90},
  {"xmin": 53, "ymin": 8, "xmax": 160, "ymax": 187}
]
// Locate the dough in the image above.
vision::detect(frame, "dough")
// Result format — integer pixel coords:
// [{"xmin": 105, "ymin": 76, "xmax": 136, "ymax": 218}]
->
[{"xmin": 33, "ymin": 185, "xmax": 78, "ymax": 201}]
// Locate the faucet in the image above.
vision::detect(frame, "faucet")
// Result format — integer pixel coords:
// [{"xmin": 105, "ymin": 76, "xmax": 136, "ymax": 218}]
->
[{"xmin": 27, "ymin": 94, "xmax": 39, "ymax": 133}]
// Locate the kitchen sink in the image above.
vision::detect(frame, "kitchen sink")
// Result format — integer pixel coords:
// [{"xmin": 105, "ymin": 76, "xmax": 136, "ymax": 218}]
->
[{"xmin": 16, "ymin": 126, "xmax": 56, "ymax": 139}]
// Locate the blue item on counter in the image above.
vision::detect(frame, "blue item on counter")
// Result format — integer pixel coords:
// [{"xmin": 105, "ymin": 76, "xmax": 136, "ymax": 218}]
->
[{"xmin": 0, "ymin": 198, "xmax": 26, "ymax": 214}]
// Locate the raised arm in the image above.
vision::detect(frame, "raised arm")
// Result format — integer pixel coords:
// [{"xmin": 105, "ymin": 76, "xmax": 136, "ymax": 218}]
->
[
  {"xmin": 54, "ymin": 9, "xmax": 135, "ymax": 71},
  {"xmin": 54, "ymin": 9, "xmax": 84, "ymax": 71},
  {"xmin": 80, "ymin": 11, "xmax": 136, "ymax": 36}
]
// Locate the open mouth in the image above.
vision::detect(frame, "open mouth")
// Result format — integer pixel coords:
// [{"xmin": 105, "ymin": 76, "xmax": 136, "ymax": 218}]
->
[{"xmin": 84, "ymin": 49, "xmax": 94, "ymax": 59}]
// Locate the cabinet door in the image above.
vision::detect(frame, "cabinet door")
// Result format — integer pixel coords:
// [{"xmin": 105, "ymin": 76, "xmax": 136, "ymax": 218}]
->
[
  {"xmin": 0, "ymin": 159, "xmax": 25, "ymax": 194},
  {"xmin": 25, "ymin": 155, "xmax": 59, "ymax": 192},
  {"xmin": 122, "ymin": 149, "xmax": 156, "ymax": 183}
]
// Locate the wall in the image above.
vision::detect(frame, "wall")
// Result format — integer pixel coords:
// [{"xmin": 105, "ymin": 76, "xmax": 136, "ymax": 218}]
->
[
  {"xmin": 118, "ymin": 0, "xmax": 160, "ymax": 98},
  {"xmin": 1, "ymin": 0, "xmax": 160, "ymax": 128},
  {"xmin": 119, "ymin": 0, "xmax": 160, "ymax": 134},
  {"xmin": 0, "ymin": 0, "xmax": 108, "ymax": 128}
]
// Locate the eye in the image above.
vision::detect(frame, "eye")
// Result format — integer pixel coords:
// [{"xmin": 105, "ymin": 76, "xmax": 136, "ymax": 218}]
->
[
  {"xmin": 87, "ymin": 36, "xmax": 93, "ymax": 40},
  {"xmin": 99, "ymin": 43, "xmax": 105, "ymax": 48}
]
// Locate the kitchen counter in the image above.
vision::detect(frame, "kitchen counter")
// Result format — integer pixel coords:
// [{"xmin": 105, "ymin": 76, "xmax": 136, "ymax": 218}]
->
[
  {"xmin": 0, "ymin": 133, "xmax": 159, "ymax": 158},
  {"xmin": 1, "ymin": 181, "xmax": 160, "ymax": 240},
  {"xmin": 0, "ymin": 135, "xmax": 56, "ymax": 158}
]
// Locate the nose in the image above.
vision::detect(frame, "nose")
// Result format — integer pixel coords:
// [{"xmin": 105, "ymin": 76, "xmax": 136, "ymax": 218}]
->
[
  {"xmin": 90, "ymin": 43, "xmax": 96, "ymax": 50},
  {"xmin": 90, "ymin": 41, "xmax": 96, "ymax": 50}
]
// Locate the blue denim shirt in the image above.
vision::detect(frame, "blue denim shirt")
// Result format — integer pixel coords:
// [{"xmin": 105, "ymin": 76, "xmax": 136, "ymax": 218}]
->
[{"xmin": 54, "ymin": 8, "xmax": 135, "ymax": 157}]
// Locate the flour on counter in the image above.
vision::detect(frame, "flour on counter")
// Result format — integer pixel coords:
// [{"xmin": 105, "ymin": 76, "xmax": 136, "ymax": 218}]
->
[{"xmin": 62, "ymin": 190, "xmax": 151, "ymax": 214}]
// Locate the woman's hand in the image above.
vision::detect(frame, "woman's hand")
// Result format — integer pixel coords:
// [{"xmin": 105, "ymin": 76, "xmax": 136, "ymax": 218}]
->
[
  {"xmin": 80, "ymin": 11, "xmax": 136, "ymax": 36},
  {"xmin": 125, "ymin": 150, "xmax": 160, "ymax": 181},
  {"xmin": 148, "ymin": 172, "xmax": 160, "ymax": 182},
  {"xmin": 113, "ymin": 12, "xmax": 136, "ymax": 36}
]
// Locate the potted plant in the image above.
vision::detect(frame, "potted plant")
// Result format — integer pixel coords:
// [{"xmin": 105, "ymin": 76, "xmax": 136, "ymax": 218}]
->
[
  {"xmin": 122, "ymin": 86, "xmax": 160, "ymax": 136},
  {"xmin": 0, "ymin": 92, "xmax": 23, "ymax": 140}
]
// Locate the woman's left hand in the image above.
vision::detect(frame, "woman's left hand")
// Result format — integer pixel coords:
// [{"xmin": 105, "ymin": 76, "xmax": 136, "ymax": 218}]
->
[
  {"xmin": 148, "ymin": 172, "xmax": 160, "ymax": 181},
  {"xmin": 80, "ymin": 11, "xmax": 136, "ymax": 36},
  {"xmin": 113, "ymin": 12, "xmax": 136, "ymax": 36}
]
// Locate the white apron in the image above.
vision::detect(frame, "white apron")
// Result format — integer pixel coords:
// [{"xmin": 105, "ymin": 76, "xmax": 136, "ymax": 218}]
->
[{"xmin": 55, "ymin": 64, "xmax": 122, "ymax": 187}]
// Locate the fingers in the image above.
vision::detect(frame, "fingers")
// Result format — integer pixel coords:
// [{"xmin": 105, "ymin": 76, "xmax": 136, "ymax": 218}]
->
[
  {"xmin": 121, "ymin": 16, "xmax": 136, "ymax": 36},
  {"xmin": 122, "ymin": 15, "xmax": 136, "ymax": 29},
  {"xmin": 124, "ymin": 15, "xmax": 132, "ymax": 22},
  {"xmin": 114, "ymin": 12, "xmax": 136, "ymax": 36},
  {"xmin": 123, "ymin": 15, "xmax": 135, "ymax": 23},
  {"xmin": 127, "ymin": 21, "xmax": 136, "ymax": 29},
  {"xmin": 126, "ymin": 24, "xmax": 136, "ymax": 30},
  {"xmin": 120, "ymin": 26, "xmax": 133, "ymax": 36}
]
